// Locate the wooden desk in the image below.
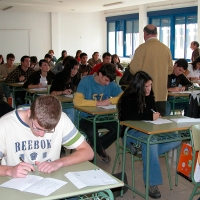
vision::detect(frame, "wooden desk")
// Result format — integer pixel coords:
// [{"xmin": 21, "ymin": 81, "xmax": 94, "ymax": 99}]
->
[
  {"xmin": 74, "ymin": 106, "xmax": 119, "ymax": 165},
  {"xmin": 0, "ymin": 161, "xmax": 123, "ymax": 200},
  {"xmin": 119, "ymin": 116, "xmax": 199, "ymax": 200},
  {"xmin": 55, "ymin": 95, "xmax": 74, "ymax": 111},
  {"xmin": 23, "ymin": 88, "xmax": 48, "ymax": 104}
]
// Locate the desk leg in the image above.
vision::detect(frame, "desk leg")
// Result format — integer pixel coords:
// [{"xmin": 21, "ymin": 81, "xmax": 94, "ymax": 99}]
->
[
  {"xmin": 173, "ymin": 99, "xmax": 175, "ymax": 115},
  {"xmin": 93, "ymin": 116, "xmax": 97, "ymax": 165},
  {"xmin": 145, "ymin": 137, "xmax": 151, "ymax": 200},
  {"xmin": 121, "ymin": 127, "xmax": 128, "ymax": 197}
]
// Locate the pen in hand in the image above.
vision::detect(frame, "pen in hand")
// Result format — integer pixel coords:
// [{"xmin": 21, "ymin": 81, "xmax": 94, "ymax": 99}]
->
[
  {"xmin": 19, "ymin": 157, "xmax": 34, "ymax": 172},
  {"xmin": 151, "ymin": 109, "xmax": 156, "ymax": 113}
]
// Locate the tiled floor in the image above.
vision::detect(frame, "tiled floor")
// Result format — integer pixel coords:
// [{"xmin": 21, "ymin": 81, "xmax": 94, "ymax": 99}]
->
[{"xmin": 94, "ymin": 141, "xmax": 199, "ymax": 200}]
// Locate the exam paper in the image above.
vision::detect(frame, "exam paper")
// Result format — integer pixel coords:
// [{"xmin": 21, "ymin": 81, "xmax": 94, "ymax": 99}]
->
[
  {"xmin": 29, "ymin": 88, "xmax": 47, "ymax": 91},
  {"xmin": 171, "ymin": 91, "xmax": 191, "ymax": 94},
  {"xmin": 170, "ymin": 118, "xmax": 200, "ymax": 123},
  {"xmin": 0, "ymin": 175, "xmax": 67, "ymax": 196},
  {"xmin": 97, "ymin": 105, "xmax": 116, "ymax": 109},
  {"xmin": 64, "ymin": 94, "xmax": 73, "ymax": 98},
  {"xmin": 65, "ymin": 169, "xmax": 118, "ymax": 189},
  {"xmin": 144, "ymin": 118, "xmax": 172, "ymax": 124}
]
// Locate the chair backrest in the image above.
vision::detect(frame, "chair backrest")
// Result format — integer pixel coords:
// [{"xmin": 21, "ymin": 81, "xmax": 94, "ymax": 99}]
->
[
  {"xmin": 115, "ymin": 76, "xmax": 121, "ymax": 85},
  {"xmin": 191, "ymin": 124, "xmax": 200, "ymax": 151}
]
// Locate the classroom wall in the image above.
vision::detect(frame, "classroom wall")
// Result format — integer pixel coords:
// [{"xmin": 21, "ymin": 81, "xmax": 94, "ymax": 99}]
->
[
  {"xmin": 59, "ymin": 12, "xmax": 106, "ymax": 59},
  {"xmin": 0, "ymin": 11, "xmax": 106, "ymax": 63},
  {"xmin": 0, "ymin": 11, "xmax": 51, "ymax": 63}
]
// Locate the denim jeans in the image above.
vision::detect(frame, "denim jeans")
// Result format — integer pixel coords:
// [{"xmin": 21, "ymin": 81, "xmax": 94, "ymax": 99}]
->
[
  {"xmin": 63, "ymin": 108, "xmax": 75, "ymax": 123},
  {"xmin": 125, "ymin": 129, "xmax": 181, "ymax": 186}
]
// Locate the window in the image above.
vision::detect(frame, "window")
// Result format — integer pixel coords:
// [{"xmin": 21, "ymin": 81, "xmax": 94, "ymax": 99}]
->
[
  {"xmin": 106, "ymin": 14, "xmax": 139, "ymax": 58},
  {"xmin": 108, "ymin": 22, "xmax": 116, "ymax": 55},
  {"xmin": 149, "ymin": 6, "xmax": 197, "ymax": 60}
]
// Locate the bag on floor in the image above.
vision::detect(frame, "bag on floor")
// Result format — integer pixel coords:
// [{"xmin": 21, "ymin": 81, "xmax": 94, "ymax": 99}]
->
[
  {"xmin": 177, "ymin": 143, "xmax": 198, "ymax": 181},
  {"xmin": 111, "ymin": 172, "xmax": 128, "ymax": 198}
]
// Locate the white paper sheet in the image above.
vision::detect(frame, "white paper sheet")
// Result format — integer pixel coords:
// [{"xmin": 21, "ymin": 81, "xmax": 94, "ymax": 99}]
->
[
  {"xmin": 97, "ymin": 105, "xmax": 116, "ymax": 109},
  {"xmin": 171, "ymin": 91, "xmax": 191, "ymax": 94},
  {"xmin": 65, "ymin": 169, "xmax": 118, "ymax": 189},
  {"xmin": 144, "ymin": 118, "xmax": 172, "ymax": 124},
  {"xmin": 29, "ymin": 88, "xmax": 47, "ymax": 91},
  {"xmin": 170, "ymin": 118, "xmax": 200, "ymax": 123},
  {"xmin": 64, "ymin": 94, "xmax": 73, "ymax": 98},
  {"xmin": 0, "ymin": 175, "xmax": 67, "ymax": 196}
]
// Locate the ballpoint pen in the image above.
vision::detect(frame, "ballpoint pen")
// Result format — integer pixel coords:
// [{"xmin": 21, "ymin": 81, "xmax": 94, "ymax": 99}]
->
[
  {"xmin": 19, "ymin": 157, "xmax": 34, "ymax": 172},
  {"xmin": 151, "ymin": 109, "xmax": 156, "ymax": 113}
]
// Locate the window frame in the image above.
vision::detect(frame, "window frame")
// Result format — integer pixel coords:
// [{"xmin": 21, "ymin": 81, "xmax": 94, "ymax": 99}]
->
[
  {"xmin": 106, "ymin": 13, "xmax": 139, "ymax": 58},
  {"xmin": 148, "ymin": 6, "xmax": 197, "ymax": 61}
]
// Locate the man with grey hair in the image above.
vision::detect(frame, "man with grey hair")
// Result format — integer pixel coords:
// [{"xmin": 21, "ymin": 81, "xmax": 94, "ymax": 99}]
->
[{"xmin": 130, "ymin": 24, "xmax": 173, "ymax": 119}]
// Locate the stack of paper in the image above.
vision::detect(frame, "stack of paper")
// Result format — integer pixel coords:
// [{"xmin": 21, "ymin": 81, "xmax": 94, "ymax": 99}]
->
[
  {"xmin": 144, "ymin": 118, "xmax": 172, "ymax": 124},
  {"xmin": 65, "ymin": 169, "xmax": 118, "ymax": 189},
  {"xmin": 64, "ymin": 94, "xmax": 73, "ymax": 98},
  {"xmin": 170, "ymin": 118, "xmax": 200, "ymax": 123},
  {"xmin": 97, "ymin": 105, "xmax": 116, "ymax": 109}
]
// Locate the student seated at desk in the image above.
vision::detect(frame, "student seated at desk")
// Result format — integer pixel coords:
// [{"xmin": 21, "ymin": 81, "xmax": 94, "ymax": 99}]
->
[
  {"xmin": 73, "ymin": 63, "xmax": 123, "ymax": 164},
  {"xmin": 185, "ymin": 56, "xmax": 200, "ymax": 81},
  {"xmin": 167, "ymin": 59, "xmax": 193, "ymax": 116},
  {"xmin": 5, "ymin": 56, "xmax": 34, "ymax": 106},
  {"xmin": 50, "ymin": 58, "xmax": 81, "ymax": 123},
  {"xmin": 0, "ymin": 95, "xmax": 93, "ymax": 178},
  {"xmin": 23, "ymin": 59, "xmax": 55, "ymax": 89},
  {"xmin": 117, "ymin": 71, "xmax": 181, "ymax": 199},
  {"xmin": 89, "ymin": 52, "xmax": 123, "ymax": 77}
]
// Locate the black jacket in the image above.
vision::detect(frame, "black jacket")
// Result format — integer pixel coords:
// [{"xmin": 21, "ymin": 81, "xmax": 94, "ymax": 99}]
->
[{"xmin": 23, "ymin": 70, "xmax": 55, "ymax": 88}]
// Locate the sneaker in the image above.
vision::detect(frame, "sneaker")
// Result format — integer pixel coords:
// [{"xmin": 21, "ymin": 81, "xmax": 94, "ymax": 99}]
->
[
  {"xmin": 100, "ymin": 150, "xmax": 111, "ymax": 164},
  {"xmin": 130, "ymin": 143, "xmax": 142, "ymax": 158},
  {"xmin": 149, "ymin": 185, "xmax": 161, "ymax": 199}
]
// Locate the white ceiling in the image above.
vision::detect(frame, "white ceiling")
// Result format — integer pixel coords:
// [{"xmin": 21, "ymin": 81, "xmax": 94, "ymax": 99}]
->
[{"xmin": 0, "ymin": 0, "xmax": 180, "ymax": 13}]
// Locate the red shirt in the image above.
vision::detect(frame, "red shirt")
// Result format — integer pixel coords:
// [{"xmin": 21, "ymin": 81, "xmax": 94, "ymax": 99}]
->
[{"xmin": 89, "ymin": 62, "xmax": 123, "ymax": 77}]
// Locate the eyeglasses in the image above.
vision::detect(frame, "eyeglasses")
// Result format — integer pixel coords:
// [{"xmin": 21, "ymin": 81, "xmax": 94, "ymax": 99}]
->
[{"xmin": 31, "ymin": 119, "xmax": 55, "ymax": 133}]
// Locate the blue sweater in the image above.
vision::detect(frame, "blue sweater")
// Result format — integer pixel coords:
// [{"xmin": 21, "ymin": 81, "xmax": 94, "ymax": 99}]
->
[{"xmin": 77, "ymin": 75, "xmax": 122, "ymax": 117}]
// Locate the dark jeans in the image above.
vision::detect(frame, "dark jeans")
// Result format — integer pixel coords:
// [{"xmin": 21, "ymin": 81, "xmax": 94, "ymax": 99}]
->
[{"xmin": 79, "ymin": 119, "xmax": 119, "ymax": 156}]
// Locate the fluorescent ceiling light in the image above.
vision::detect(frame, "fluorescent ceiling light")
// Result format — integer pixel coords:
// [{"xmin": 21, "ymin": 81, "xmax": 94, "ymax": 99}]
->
[
  {"xmin": 3, "ymin": 6, "xmax": 13, "ymax": 11},
  {"xmin": 103, "ymin": 1, "xmax": 123, "ymax": 7}
]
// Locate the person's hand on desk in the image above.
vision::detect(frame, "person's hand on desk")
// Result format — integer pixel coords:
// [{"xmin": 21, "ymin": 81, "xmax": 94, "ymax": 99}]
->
[
  {"xmin": 62, "ymin": 89, "xmax": 73, "ymax": 95},
  {"xmin": 37, "ymin": 83, "xmax": 44, "ymax": 88},
  {"xmin": 179, "ymin": 86, "xmax": 186, "ymax": 91},
  {"xmin": 7, "ymin": 162, "xmax": 35, "ymax": 178},
  {"xmin": 35, "ymin": 160, "xmax": 62, "ymax": 173},
  {"xmin": 96, "ymin": 99, "xmax": 111, "ymax": 106},
  {"xmin": 153, "ymin": 112, "xmax": 160, "ymax": 120},
  {"xmin": 19, "ymin": 76, "xmax": 25, "ymax": 82}
]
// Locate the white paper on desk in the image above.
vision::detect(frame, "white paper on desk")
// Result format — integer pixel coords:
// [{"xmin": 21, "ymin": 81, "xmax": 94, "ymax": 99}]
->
[
  {"xmin": 29, "ymin": 88, "xmax": 47, "ymax": 91},
  {"xmin": 65, "ymin": 169, "xmax": 118, "ymax": 189},
  {"xmin": 144, "ymin": 118, "xmax": 172, "ymax": 124},
  {"xmin": 97, "ymin": 105, "xmax": 116, "ymax": 109},
  {"xmin": 170, "ymin": 118, "xmax": 200, "ymax": 123},
  {"xmin": 171, "ymin": 91, "xmax": 191, "ymax": 94},
  {"xmin": 0, "ymin": 175, "xmax": 67, "ymax": 196},
  {"xmin": 64, "ymin": 94, "xmax": 73, "ymax": 98}
]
